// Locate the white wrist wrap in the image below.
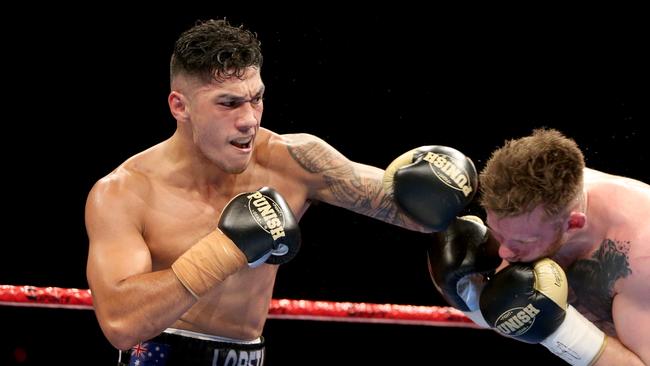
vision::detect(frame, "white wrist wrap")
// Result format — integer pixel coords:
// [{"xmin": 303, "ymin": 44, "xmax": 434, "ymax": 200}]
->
[
  {"xmin": 541, "ymin": 305, "xmax": 606, "ymax": 366},
  {"xmin": 457, "ymin": 273, "xmax": 491, "ymax": 328}
]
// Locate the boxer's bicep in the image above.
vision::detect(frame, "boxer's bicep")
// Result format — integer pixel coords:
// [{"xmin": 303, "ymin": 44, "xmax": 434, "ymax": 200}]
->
[
  {"xmin": 85, "ymin": 180, "xmax": 152, "ymax": 300},
  {"xmin": 612, "ymin": 257, "xmax": 650, "ymax": 363}
]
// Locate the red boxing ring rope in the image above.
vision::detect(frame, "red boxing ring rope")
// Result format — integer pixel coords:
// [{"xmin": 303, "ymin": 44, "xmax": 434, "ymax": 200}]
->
[{"xmin": 0, "ymin": 285, "xmax": 480, "ymax": 328}]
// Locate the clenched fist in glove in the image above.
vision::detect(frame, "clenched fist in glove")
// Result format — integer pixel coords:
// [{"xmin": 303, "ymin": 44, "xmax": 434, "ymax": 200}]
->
[
  {"xmin": 480, "ymin": 258, "xmax": 606, "ymax": 366},
  {"xmin": 427, "ymin": 215, "xmax": 501, "ymax": 327},
  {"xmin": 383, "ymin": 146, "xmax": 477, "ymax": 231},
  {"xmin": 172, "ymin": 187, "xmax": 301, "ymax": 298}
]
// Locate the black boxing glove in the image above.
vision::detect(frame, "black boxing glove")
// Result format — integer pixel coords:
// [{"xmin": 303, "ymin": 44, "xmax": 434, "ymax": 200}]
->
[
  {"xmin": 219, "ymin": 187, "xmax": 301, "ymax": 266},
  {"xmin": 383, "ymin": 146, "xmax": 477, "ymax": 231},
  {"xmin": 171, "ymin": 187, "xmax": 301, "ymax": 298},
  {"xmin": 427, "ymin": 215, "xmax": 501, "ymax": 327},
  {"xmin": 480, "ymin": 258, "xmax": 606, "ymax": 366}
]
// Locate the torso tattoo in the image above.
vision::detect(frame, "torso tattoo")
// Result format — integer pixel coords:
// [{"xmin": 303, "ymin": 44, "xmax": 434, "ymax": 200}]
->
[{"xmin": 566, "ymin": 239, "xmax": 632, "ymax": 335}]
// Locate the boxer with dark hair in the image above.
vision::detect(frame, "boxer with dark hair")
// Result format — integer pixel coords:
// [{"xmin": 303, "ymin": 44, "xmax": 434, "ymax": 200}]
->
[{"xmin": 85, "ymin": 18, "xmax": 477, "ymax": 366}]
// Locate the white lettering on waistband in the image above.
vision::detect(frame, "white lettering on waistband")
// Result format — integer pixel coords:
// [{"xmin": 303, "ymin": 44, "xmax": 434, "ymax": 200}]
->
[{"xmin": 213, "ymin": 348, "xmax": 264, "ymax": 366}]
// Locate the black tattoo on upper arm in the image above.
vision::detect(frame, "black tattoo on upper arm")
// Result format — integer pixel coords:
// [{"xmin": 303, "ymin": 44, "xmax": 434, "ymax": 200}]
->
[
  {"xmin": 286, "ymin": 135, "xmax": 407, "ymax": 226},
  {"xmin": 287, "ymin": 138, "xmax": 343, "ymax": 174},
  {"xmin": 567, "ymin": 239, "xmax": 632, "ymax": 334}
]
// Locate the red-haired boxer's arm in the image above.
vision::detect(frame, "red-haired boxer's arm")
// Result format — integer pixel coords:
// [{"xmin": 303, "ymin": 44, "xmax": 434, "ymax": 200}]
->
[
  {"xmin": 478, "ymin": 257, "xmax": 649, "ymax": 364},
  {"xmin": 86, "ymin": 174, "xmax": 196, "ymax": 350},
  {"xmin": 427, "ymin": 216, "xmax": 502, "ymax": 327},
  {"xmin": 598, "ymin": 257, "xmax": 650, "ymax": 366},
  {"xmin": 480, "ymin": 259, "xmax": 608, "ymax": 366}
]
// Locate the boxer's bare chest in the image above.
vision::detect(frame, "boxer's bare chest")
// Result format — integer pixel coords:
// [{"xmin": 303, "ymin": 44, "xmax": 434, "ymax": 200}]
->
[
  {"xmin": 138, "ymin": 174, "xmax": 308, "ymax": 269},
  {"xmin": 141, "ymin": 186, "xmax": 239, "ymax": 269}
]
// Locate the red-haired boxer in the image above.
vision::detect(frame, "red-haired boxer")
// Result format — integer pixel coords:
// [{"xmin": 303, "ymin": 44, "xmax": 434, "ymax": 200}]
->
[
  {"xmin": 479, "ymin": 128, "xmax": 649, "ymax": 365},
  {"xmin": 428, "ymin": 129, "xmax": 649, "ymax": 365}
]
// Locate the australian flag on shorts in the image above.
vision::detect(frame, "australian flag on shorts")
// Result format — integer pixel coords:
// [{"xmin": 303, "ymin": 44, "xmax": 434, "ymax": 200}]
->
[{"xmin": 129, "ymin": 341, "xmax": 169, "ymax": 366}]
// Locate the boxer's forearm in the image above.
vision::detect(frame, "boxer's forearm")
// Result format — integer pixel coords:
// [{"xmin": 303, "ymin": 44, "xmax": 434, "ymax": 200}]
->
[
  {"xmin": 593, "ymin": 337, "xmax": 645, "ymax": 366},
  {"xmin": 92, "ymin": 269, "xmax": 196, "ymax": 350}
]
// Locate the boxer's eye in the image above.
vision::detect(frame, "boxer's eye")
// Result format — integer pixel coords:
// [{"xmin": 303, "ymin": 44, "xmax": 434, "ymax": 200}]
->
[
  {"xmin": 250, "ymin": 95, "xmax": 263, "ymax": 105},
  {"xmin": 220, "ymin": 100, "xmax": 242, "ymax": 108}
]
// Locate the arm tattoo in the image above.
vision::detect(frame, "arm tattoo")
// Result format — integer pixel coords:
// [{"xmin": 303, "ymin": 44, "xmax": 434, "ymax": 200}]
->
[
  {"xmin": 374, "ymin": 193, "xmax": 407, "ymax": 226},
  {"xmin": 323, "ymin": 166, "xmax": 406, "ymax": 224},
  {"xmin": 287, "ymin": 138, "xmax": 342, "ymax": 173},
  {"xmin": 287, "ymin": 135, "xmax": 408, "ymax": 226},
  {"xmin": 567, "ymin": 239, "xmax": 632, "ymax": 335}
]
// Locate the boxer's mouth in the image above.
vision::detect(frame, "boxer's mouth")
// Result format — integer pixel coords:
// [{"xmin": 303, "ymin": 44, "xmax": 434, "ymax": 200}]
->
[{"xmin": 231, "ymin": 136, "xmax": 253, "ymax": 149}]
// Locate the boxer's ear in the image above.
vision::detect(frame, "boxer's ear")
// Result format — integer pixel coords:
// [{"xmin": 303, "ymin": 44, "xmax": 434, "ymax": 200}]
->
[
  {"xmin": 169, "ymin": 91, "xmax": 189, "ymax": 122},
  {"xmin": 566, "ymin": 212, "xmax": 585, "ymax": 231}
]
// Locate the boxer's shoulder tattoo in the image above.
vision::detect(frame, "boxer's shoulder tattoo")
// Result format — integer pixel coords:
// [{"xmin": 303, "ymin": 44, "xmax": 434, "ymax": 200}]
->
[
  {"xmin": 567, "ymin": 238, "xmax": 632, "ymax": 333},
  {"xmin": 285, "ymin": 135, "xmax": 365, "ymax": 203},
  {"xmin": 286, "ymin": 134, "xmax": 343, "ymax": 173}
]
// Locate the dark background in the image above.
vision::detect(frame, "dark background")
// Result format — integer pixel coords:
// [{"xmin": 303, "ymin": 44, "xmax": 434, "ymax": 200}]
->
[{"xmin": 1, "ymin": 9, "xmax": 647, "ymax": 365}]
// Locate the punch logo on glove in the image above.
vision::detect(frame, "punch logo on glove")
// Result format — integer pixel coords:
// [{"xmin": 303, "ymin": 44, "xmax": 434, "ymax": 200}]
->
[
  {"xmin": 422, "ymin": 151, "xmax": 474, "ymax": 197},
  {"xmin": 492, "ymin": 261, "xmax": 565, "ymax": 337},
  {"xmin": 480, "ymin": 258, "xmax": 606, "ymax": 365},
  {"xmin": 246, "ymin": 191, "xmax": 286, "ymax": 241},
  {"xmin": 480, "ymin": 258, "xmax": 571, "ymax": 344},
  {"xmin": 494, "ymin": 304, "xmax": 542, "ymax": 337},
  {"xmin": 384, "ymin": 145, "xmax": 478, "ymax": 231}
]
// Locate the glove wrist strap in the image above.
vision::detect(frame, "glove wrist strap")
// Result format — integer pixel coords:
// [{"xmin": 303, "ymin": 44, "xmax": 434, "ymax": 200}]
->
[{"xmin": 540, "ymin": 305, "xmax": 606, "ymax": 366}]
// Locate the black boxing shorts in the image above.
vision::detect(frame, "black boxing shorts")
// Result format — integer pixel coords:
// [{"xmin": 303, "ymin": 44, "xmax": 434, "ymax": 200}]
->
[{"xmin": 117, "ymin": 328, "xmax": 265, "ymax": 366}]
